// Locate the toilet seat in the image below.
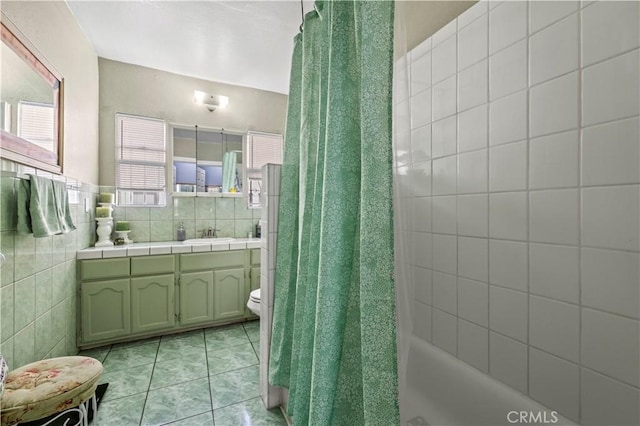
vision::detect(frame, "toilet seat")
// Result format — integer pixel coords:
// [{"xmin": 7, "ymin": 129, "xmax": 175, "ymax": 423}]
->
[{"xmin": 247, "ymin": 289, "xmax": 261, "ymax": 316}]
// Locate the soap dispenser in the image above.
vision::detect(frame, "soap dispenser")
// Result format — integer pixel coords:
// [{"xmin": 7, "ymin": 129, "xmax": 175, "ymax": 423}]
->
[{"xmin": 177, "ymin": 222, "xmax": 186, "ymax": 241}]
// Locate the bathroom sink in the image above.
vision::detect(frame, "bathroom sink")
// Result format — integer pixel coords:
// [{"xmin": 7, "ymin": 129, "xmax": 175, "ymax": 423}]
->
[{"xmin": 183, "ymin": 238, "xmax": 235, "ymax": 244}]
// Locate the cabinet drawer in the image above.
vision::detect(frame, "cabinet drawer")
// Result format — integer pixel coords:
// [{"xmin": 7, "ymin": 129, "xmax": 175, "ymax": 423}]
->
[
  {"xmin": 81, "ymin": 258, "xmax": 130, "ymax": 281},
  {"xmin": 131, "ymin": 255, "xmax": 175, "ymax": 276},
  {"xmin": 180, "ymin": 251, "xmax": 245, "ymax": 271},
  {"xmin": 250, "ymin": 249, "xmax": 261, "ymax": 266}
]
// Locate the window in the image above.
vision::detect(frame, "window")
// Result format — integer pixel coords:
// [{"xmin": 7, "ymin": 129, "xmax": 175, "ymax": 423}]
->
[
  {"xmin": 246, "ymin": 131, "xmax": 283, "ymax": 208},
  {"xmin": 17, "ymin": 101, "xmax": 54, "ymax": 152},
  {"xmin": 246, "ymin": 131, "xmax": 283, "ymax": 171},
  {"xmin": 115, "ymin": 114, "xmax": 167, "ymax": 206}
]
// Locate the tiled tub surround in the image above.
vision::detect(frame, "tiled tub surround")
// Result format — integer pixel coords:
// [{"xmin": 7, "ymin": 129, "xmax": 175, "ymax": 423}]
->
[
  {"xmin": 109, "ymin": 196, "xmax": 261, "ymax": 243},
  {"xmin": 0, "ymin": 159, "xmax": 99, "ymax": 370},
  {"xmin": 397, "ymin": 1, "xmax": 639, "ymax": 424},
  {"xmin": 78, "ymin": 322, "xmax": 287, "ymax": 425},
  {"xmin": 258, "ymin": 164, "xmax": 283, "ymax": 410}
]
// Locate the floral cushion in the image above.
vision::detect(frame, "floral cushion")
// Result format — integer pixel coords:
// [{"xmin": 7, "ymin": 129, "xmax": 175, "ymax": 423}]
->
[{"xmin": 0, "ymin": 356, "xmax": 103, "ymax": 426}]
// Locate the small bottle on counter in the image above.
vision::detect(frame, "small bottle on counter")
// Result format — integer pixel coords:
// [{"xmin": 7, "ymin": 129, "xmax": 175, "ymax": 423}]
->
[
  {"xmin": 256, "ymin": 222, "xmax": 262, "ymax": 238},
  {"xmin": 177, "ymin": 222, "xmax": 186, "ymax": 241}
]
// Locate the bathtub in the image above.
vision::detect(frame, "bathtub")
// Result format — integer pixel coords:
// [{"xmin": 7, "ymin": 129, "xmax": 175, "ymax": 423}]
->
[{"xmin": 400, "ymin": 336, "xmax": 575, "ymax": 426}]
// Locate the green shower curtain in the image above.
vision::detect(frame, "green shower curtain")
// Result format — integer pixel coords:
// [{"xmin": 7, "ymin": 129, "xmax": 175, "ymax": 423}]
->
[{"xmin": 268, "ymin": 1, "xmax": 398, "ymax": 424}]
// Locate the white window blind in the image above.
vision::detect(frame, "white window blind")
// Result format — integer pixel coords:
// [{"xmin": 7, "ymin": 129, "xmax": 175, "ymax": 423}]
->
[
  {"xmin": 247, "ymin": 132, "xmax": 283, "ymax": 170},
  {"xmin": 17, "ymin": 101, "xmax": 54, "ymax": 152},
  {"xmin": 116, "ymin": 114, "xmax": 166, "ymax": 206}
]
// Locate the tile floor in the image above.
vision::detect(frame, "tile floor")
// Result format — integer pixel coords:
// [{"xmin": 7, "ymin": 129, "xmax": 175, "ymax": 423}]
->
[{"xmin": 79, "ymin": 321, "xmax": 287, "ymax": 426}]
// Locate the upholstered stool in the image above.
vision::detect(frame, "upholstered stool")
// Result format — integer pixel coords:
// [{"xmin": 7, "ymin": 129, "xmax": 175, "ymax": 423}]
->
[{"xmin": 0, "ymin": 356, "xmax": 103, "ymax": 426}]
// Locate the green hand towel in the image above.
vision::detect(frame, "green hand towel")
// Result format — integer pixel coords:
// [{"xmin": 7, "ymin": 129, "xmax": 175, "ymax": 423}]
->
[
  {"xmin": 16, "ymin": 178, "xmax": 32, "ymax": 234},
  {"xmin": 28, "ymin": 174, "xmax": 62, "ymax": 237},
  {"xmin": 52, "ymin": 179, "xmax": 76, "ymax": 233}
]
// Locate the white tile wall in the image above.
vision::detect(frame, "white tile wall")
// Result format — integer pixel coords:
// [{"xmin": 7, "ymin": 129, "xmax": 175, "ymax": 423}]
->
[
  {"xmin": 458, "ymin": 60, "xmax": 488, "ymax": 111},
  {"xmin": 457, "ymin": 149, "xmax": 487, "ymax": 194},
  {"xmin": 581, "ymin": 368, "xmax": 640, "ymax": 426},
  {"xmin": 529, "ymin": 348, "xmax": 580, "ymax": 422},
  {"xmin": 530, "ymin": 130, "xmax": 579, "ymax": 189},
  {"xmin": 581, "ymin": 248, "xmax": 639, "ymax": 318},
  {"xmin": 490, "ymin": 39, "xmax": 527, "ymax": 100},
  {"xmin": 458, "ymin": 237, "xmax": 488, "ymax": 282},
  {"xmin": 529, "ymin": 1, "xmax": 578, "ymax": 34},
  {"xmin": 530, "ymin": 71, "xmax": 579, "ymax": 137},
  {"xmin": 398, "ymin": 0, "xmax": 640, "ymax": 422},
  {"xmin": 581, "ymin": 308, "xmax": 640, "ymax": 387},
  {"xmin": 489, "ymin": 240, "xmax": 528, "ymax": 291},
  {"xmin": 259, "ymin": 164, "xmax": 283, "ymax": 409},
  {"xmin": 489, "ymin": 286, "xmax": 528, "ymax": 342},
  {"xmin": 489, "ymin": 141, "xmax": 528, "ymax": 191},
  {"xmin": 432, "ymin": 116, "xmax": 457, "ymax": 158},
  {"xmin": 457, "ymin": 13, "xmax": 487, "ymax": 71},
  {"xmin": 432, "ymin": 308, "xmax": 457, "ymax": 355},
  {"xmin": 529, "ymin": 243, "xmax": 580, "ymax": 303},
  {"xmin": 581, "ymin": 117, "xmax": 640, "ymax": 186},
  {"xmin": 581, "ymin": 0, "xmax": 640, "ymax": 66},
  {"xmin": 458, "ymin": 319, "xmax": 489, "ymax": 372},
  {"xmin": 457, "ymin": 194, "xmax": 488, "ymax": 237},
  {"xmin": 432, "ymin": 271, "xmax": 457, "ymax": 315},
  {"xmin": 489, "ymin": 90, "xmax": 527, "ymax": 145},
  {"xmin": 457, "ymin": 104, "xmax": 488, "ymax": 153},
  {"xmin": 432, "ymin": 196, "xmax": 457, "ymax": 234},
  {"xmin": 433, "ymin": 75, "xmax": 457, "ymax": 121},
  {"xmin": 582, "ymin": 49, "xmax": 639, "ymax": 126},
  {"xmin": 529, "ymin": 13, "xmax": 579, "ymax": 86},
  {"xmin": 458, "ymin": 278, "xmax": 489, "ymax": 327},
  {"xmin": 529, "ymin": 296, "xmax": 580, "ymax": 361},
  {"xmin": 489, "ymin": 1, "xmax": 528, "ymax": 54},
  {"xmin": 489, "ymin": 331, "xmax": 528, "ymax": 393}
]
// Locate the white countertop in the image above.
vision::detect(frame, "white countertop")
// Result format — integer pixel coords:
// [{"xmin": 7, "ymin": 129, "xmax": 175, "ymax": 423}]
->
[{"xmin": 77, "ymin": 238, "xmax": 262, "ymax": 259}]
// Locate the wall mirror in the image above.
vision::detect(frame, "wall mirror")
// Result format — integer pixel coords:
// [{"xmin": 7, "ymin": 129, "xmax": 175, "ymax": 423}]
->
[
  {"xmin": 0, "ymin": 18, "xmax": 63, "ymax": 174},
  {"xmin": 170, "ymin": 124, "xmax": 244, "ymax": 197}
]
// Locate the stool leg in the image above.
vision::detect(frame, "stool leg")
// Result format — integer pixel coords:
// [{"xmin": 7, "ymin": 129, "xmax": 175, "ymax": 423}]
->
[
  {"xmin": 40, "ymin": 407, "xmax": 84, "ymax": 426},
  {"xmin": 91, "ymin": 393, "xmax": 97, "ymax": 415}
]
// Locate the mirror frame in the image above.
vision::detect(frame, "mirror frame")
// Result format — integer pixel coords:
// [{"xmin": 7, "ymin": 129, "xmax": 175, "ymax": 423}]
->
[{"xmin": 0, "ymin": 17, "xmax": 64, "ymax": 174}]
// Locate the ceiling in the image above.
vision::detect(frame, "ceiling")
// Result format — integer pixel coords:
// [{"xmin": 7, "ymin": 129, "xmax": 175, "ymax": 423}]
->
[
  {"xmin": 66, "ymin": 1, "xmax": 313, "ymax": 95},
  {"xmin": 66, "ymin": 1, "xmax": 472, "ymax": 96}
]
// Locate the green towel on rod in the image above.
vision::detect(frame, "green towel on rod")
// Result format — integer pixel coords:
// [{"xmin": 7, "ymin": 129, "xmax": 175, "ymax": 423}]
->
[
  {"xmin": 52, "ymin": 179, "xmax": 76, "ymax": 233},
  {"xmin": 17, "ymin": 175, "xmax": 76, "ymax": 237}
]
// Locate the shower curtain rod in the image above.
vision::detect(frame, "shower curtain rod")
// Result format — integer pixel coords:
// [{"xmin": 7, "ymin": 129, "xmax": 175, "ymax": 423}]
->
[{"xmin": 299, "ymin": 1, "xmax": 320, "ymax": 33}]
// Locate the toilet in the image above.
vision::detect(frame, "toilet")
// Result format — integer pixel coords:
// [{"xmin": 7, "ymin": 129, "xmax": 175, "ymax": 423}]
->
[{"xmin": 247, "ymin": 289, "xmax": 261, "ymax": 316}]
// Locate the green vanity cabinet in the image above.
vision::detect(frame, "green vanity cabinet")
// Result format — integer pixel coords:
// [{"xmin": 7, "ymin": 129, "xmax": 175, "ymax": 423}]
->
[
  {"xmin": 79, "ymin": 247, "xmax": 262, "ymax": 347},
  {"xmin": 80, "ymin": 278, "xmax": 131, "ymax": 343},
  {"xmin": 213, "ymin": 268, "xmax": 245, "ymax": 320},
  {"xmin": 131, "ymin": 274, "xmax": 175, "ymax": 334},
  {"xmin": 179, "ymin": 271, "xmax": 215, "ymax": 326},
  {"xmin": 179, "ymin": 250, "xmax": 246, "ymax": 325}
]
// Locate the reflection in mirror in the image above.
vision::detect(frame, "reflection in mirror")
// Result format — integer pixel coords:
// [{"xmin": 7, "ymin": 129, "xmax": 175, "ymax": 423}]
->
[
  {"xmin": 171, "ymin": 125, "xmax": 243, "ymax": 195},
  {"xmin": 0, "ymin": 19, "xmax": 63, "ymax": 173}
]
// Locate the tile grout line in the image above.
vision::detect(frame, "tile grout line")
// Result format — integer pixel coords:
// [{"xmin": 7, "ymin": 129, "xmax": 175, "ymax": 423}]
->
[
  {"xmin": 139, "ymin": 339, "xmax": 161, "ymax": 426},
  {"xmin": 203, "ymin": 328, "xmax": 216, "ymax": 425}
]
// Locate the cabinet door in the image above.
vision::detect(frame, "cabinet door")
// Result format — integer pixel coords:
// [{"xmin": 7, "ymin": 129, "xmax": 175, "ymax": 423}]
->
[
  {"xmin": 81, "ymin": 278, "xmax": 130, "ymax": 343},
  {"xmin": 213, "ymin": 268, "xmax": 245, "ymax": 320},
  {"xmin": 131, "ymin": 274, "xmax": 175, "ymax": 334},
  {"xmin": 250, "ymin": 266, "xmax": 260, "ymax": 291},
  {"xmin": 180, "ymin": 271, "xmax": 214, "ymax": 326}
]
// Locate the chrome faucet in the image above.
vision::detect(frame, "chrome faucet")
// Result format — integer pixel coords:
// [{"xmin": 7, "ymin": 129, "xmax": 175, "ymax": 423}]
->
[{"xmin": 200, "ymin": 227, "xmax": 219, "ymax": 238}]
